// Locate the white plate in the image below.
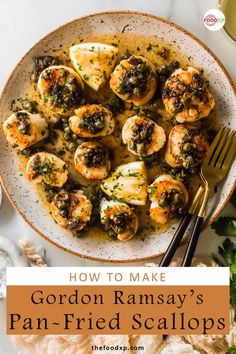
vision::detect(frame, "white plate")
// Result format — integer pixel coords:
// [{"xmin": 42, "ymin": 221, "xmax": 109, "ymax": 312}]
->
[{"xmin": 0, "ymin": 11, "xmax": 235, "ymax": 262}]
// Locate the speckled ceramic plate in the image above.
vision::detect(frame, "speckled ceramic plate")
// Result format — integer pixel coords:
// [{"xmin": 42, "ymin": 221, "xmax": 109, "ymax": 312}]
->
[{"xmin": 0, "ymin": 11, "xmax": 235, "ymax": 262}]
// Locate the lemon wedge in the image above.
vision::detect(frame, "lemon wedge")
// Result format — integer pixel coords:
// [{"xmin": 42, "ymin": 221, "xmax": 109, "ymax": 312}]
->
[
  {"xmin": 101, "ymin": 161, "xmax": 148, "ymax": 205},
  {"xmin": 69, "ymin": 43, "xmax": 119, "ymax": 91}
]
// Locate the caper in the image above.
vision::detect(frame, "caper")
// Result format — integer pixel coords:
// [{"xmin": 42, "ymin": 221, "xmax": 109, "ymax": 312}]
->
[
  {"xmin": 129, "ymin": 76, "xmax": 138, "ymax": 85},
  {"xmin": 183, "ymin": 155, "xmax": 195, "ymax": 168},
  {"xmin": 60, "ymin": 68, "xmax": 66, "ymax": 77},
  {"xmin": 104, "ymin": 223, "xmax": 110, "ymax": 230},
  {"xmin": 158, "ymin": 198, "xmax": 168, "ymax": 208},
  {"xmin": 125, "ymin": 93, "xmax": 132, "ymax": 100},
  {"xmin": 133, "ymin": 87, "xmax": 142, "ymax": 96},
  {"xmin": 145, "ymin": 111, "xmax": 155, "ymax": 119},
  {"xmin": 79, "ymin": 121, "xmax": 85, "ymax": 128},
  {"xmin": 68, "ymin": 220, "xmax": 79, "ymax": 230},
  {"xmin": 23, "ymin": 100, "xmax": 37, "ymax": 113},
  {"xmin": 47, "ymin": 190, "xmax": 54, "ymax": 198},
  {"xmin": 189, "ymin": 166, "xmax": 199, "ymax": 175},
  {"xmin": 67, "ymin": 83, "xmax": 78, "ymax": 92},
  {"xmin": 186, "ymin": 155, "xmax": 195, "ymax": 164},
  {"xmin": 160, "ymin": 162, "xmax": 170, "ymax": 172},
  {"xmin": 21, "ymin": 148, "xmax": 32, "ymax": 156},
  {"xmin": 133, "ymin": 123, "xmax": 139, "ymax": 131},
  {"xmin": 58, "ymin": 200, "xmax": 67, "ymax": 209},
  {"xmin": 173, "ymin": 193, "xmax": 182, "ymax": 204},
  {"xmin": 170, "ymin": 116, "xmax": 178, "ymax": 126},
  {"xmin": 63, "ymin": 193, "xmax": 70, "ymax": 201},
  {"xmin": 136, "ymin": 143, "xmax": 146, "ymax": 155},
  {"xmin": 64, "ymin": 133, "xmax": 71, "ymax": 141},
  {"xmin": 50, "ymin": 116, "xmax": 61, "ymax": 126},
  {"xmin": 31, "ymin": 73, "xmax": 37, "ymax": 82},
  {"xmin": 108, "ymin": 229, "xmax": 117, "ymax": 239},
  {"xmin": 82, "ymin": 156, "xmax": 89, "ymax": 165},
  {"xmin": 140, "ymin": 130, "xmax": 145, "ymax": 140},
  {"xmin": 158, "ymin": 65, "xmax": 169, "ymax": 76},
  {"xmin": 77, "ymin": 138, "xmax": 85, "ymax": 145},
  {"xmin": 64, "ymin": 126, "xmax": 72, "ymax": 134},
  {"xmin": 132, "ymin": 106, "xmax": 140, "ymax": 113},
  {"xmin": 73, "ymin": 230, "xmax": 82, "ymax": 237},
  {"xmin": 95, "ymin": 120, "xmax": 104, "ymax": 129},
  {"xmin": 18, "ymin": 124, "xmax": 28, "ymax": 134},
  {"xmin": 183, "ymin": 143, "xmax": 195, "ymax": 152},
  {"xmin": 137, "ymin": 63, "xmax": 145, "ymax": 71},
  {"xmin": 66, "ymin": 141, "xmax": 77, "ymax": 152},
  {"xmin": 59, "ymin": 209, "xmax": 69, "ymax": 218},
  {"xmin": 140, "ymin": 129, "xmax": 149, "ymax": 140},
  {"xmin": 72, "ymin": 133, "xmax": 78, "ymax": 140}
]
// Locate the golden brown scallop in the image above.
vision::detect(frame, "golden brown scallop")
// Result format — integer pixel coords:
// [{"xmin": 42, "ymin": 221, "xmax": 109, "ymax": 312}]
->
[
  {"xmin": 26, "ymin": 152, "xmax": 68, "ymax": 187},
  {"xmin": 51, "ymin": 190, "xmax": 92, "ymax": 231},
  {"xmin": 162, "ymin": 67, "xmax": 215, "ymax": 123},
  {"xmin": 165, "ymin": 124, "xmax": 209, "ymax": 168},
  {"xmin": 122, "ymin": 115, "xmax": 166, "ymax": 156},
  {"xmin": 3, "ymin": 111, "xmax": 48, "ymax": 150},
  {"xmin": 110, "ymin": 55, "xmax": 157, "ymax": 106},
  {"xmin": 100, "ymin": 200, "xmax": 138, "ymax": 241},
  {"xmin": 69, "ymin": 104, "xmax": 114, "ymax": 138},
  {"xmin": 149, "ymin": 174, "xmax": 188, "ymax": 225},
  {"xmin": 37, "ymin": 65, "xmax": 84, "ymax": 115},
  {"xmin": 74, "ymin": 141, "xmax": 110, "ymax": 180}
]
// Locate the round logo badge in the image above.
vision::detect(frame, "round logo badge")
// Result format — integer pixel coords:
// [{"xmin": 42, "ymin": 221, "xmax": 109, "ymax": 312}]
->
[{"xmin": 203, "ymin": 9, "xmax": 225, "ymax": 31}]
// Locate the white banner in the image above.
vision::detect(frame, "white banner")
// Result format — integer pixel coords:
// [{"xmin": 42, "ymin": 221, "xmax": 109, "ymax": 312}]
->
[{"xmin": 7, "ymin": 267, "xmax": 229, "ymax": 286}]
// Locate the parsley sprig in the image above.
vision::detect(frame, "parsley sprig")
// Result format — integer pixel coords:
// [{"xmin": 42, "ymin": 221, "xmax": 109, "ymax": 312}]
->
[
  {"xmin": 212, "ymin": 238, "xmax": 236, "ymax": 311},
  {"xmin": 212, "ymin": 217, "xmax": 236, "ymax": 237},
  {"xmin": 226, "ymin": 345, "xmax": 236, "ymax": 354},
  {"xmin": 211, "ymin": 190, "xmax": 236, "ymax": 315},
  {"xmin": 211, "ymin": 191, "xmax": 236, "ymax": 237}
]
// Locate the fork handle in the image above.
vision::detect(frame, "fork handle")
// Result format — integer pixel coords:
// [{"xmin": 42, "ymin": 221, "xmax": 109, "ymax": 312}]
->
[
  {"xmin": 182, "ymin": 216, "xmax": 204, "ymax": 267},
  {"xmin": 159, "ymin": 213, "xmax": 193, "ymax": 267}
]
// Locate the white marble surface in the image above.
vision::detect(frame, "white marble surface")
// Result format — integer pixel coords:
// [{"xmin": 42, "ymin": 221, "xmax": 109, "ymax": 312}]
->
[{"xmin": 0, "ymin": 0, "xmax": 235, "ymax": 353}]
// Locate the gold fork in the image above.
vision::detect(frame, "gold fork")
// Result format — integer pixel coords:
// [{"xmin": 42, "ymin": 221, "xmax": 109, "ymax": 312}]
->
[
  {"xmin": 159, "ymin": 127, "xmax": 236, "ymax": 267},
  {"xmin": 182, "ymin": 127, "xmax": 236, "ymax": 266}
]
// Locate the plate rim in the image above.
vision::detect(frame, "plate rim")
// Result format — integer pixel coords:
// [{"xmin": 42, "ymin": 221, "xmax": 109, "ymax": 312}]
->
[{"xmin": 0, "ymin": 10, "xmax": 236, "ymax": 263}]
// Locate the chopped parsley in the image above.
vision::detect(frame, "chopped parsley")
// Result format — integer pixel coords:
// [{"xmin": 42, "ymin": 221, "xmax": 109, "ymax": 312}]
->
[{"xmin": 83, "ymin": 74, "xmax": 89, "ymax": 81}]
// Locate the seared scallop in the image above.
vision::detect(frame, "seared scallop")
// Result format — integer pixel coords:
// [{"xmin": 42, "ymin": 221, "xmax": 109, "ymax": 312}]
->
[
  {"xmin": 162, "ymin": 67, "xmax": 215, "ymax": 123},
  {"xmin": 37, "ymin": 65, "xmax": 84, "ymax": 115},
  {"xmin": 69, "ymin": 104, "xmax": 114, "ymax": 138},
  {"xmin": 51, "ymin": 190, "xmax": 92, "ymax": 231},
  {"xmin": 26, "ymin": 152, "xmax": 68, "ymax": 187},
  {"xmin": 100, "ymin": 200, "xmax": 138, "ymax": 241},
  {"xmin": 69, "ymin": 43, "xmax": 119, "ymax": 91},
  {"xmin": 110, "ymin": 55, "xmax": 157, "ymax": 106},
  {"xmin": 122, "ymin": 115, "xmax": 166, "ymax": 156},
  {"xmin": 165, "ymin": 124, "xmax": 209, "ymax": 169},
  {"xmin": 149, "ymin": 174, "xmax": 188, "ymax": 225},
  {"xmin": 74, "ymin": 141, "xmax": 110, "ymax": 180},
  {"xmin": 3, "ymin": 111, "xmax": 48, "ymax": 150}
]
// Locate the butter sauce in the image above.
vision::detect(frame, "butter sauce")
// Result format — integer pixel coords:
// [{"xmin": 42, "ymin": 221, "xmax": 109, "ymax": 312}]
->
[{"xmin": 17, "ymin": 33, "xmax": 216, "ymax": 241}]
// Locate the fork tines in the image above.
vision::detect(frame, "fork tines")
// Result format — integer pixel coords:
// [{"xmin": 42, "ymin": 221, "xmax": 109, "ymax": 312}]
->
[{"xmin": 205, "ymin": 127, "xmax": 236, "ymax": 170}]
